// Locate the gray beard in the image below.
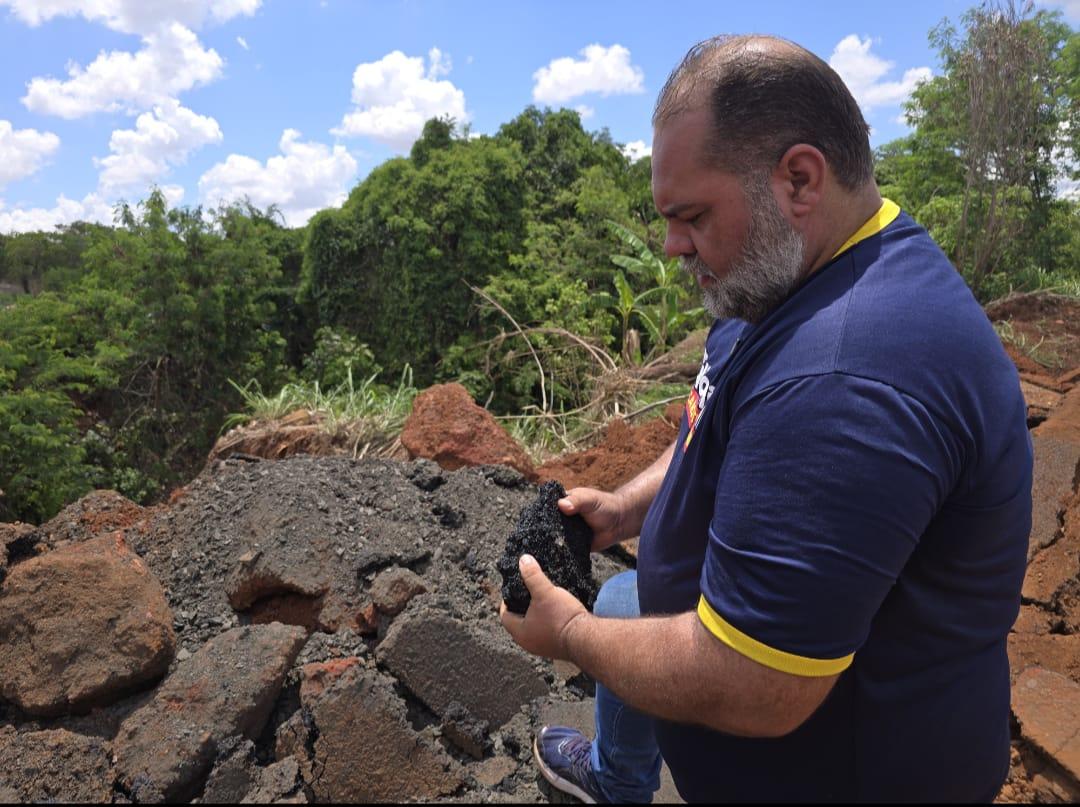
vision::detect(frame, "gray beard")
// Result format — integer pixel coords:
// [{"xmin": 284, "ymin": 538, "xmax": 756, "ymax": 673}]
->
[{"xmin": 683, "ymin": 180, "xmax": 805, "ymax": 324}]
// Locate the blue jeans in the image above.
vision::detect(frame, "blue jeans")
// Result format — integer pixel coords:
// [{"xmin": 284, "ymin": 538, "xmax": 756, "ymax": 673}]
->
[{"xmin": 590, "ymin": 571, "xmax": 663, "ymax": 803}]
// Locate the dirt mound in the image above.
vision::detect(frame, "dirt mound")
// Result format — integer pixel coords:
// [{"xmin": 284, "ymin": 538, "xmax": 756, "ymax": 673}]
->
[
  {"xmin": 987, "ymin": 292, "xmax": 1080, "ymax": 388},
  {"xmin": 1002, "ymin": 387, "xmax": 1080, "ymax": 802},
  {"xmin": 0, "ymin": 455, "xmax": 635, "ymax": 803},
  {"xmin": 401, "ymin": 383, "xmax": 537, "ymax": 480},
  {"xmin": 537, "ymin": 404, "xmax": 682, "ymax": 493},
  {"xmin": 124, "ymin": 456, "xmax": 544, "ymax": 649},
  {"xmin": 34, "ymin": 489, "xmax": 149, "ymax": 549}
]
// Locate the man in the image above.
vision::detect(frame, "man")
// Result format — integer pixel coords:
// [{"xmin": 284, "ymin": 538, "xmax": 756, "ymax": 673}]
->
[{"xmin": 500, "ymin": 34, "xmax": 1032, "ymax": 803}]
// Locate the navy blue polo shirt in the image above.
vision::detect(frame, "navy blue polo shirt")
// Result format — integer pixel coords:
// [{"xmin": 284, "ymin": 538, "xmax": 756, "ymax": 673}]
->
[{"xmin": 637, "ymin": 203, "xmax": 1032, "ymax": 802}]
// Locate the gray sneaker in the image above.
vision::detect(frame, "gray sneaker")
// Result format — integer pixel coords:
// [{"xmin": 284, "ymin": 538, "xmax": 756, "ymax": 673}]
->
[{"xmin": 533, "ymin": 725, "xmax": 608, "ymax": 804}]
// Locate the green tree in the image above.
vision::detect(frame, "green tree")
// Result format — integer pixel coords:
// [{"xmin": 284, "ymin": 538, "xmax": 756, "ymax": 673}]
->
[
  {"xmin": 0, "ymin": 223, "xmax": 103, "ymax": 295},
  {"xmin": 0, "ymin": 290, "xmax": 127, "ymax": 521},
  {"xmin": 3, "ymin": 232, "xmax": 58, "ymax": 294},
  {"xmin": 301, "ymin": 120, "xmax": 528, "ymax": 383},
  {"xmin": 0, "ymin": 191, "xmax": 291, "ymax": 510},
  {"xmin": 605, "ymin": 222, "xmax": 703, "ymax": 363},
  {"xmin": 496, "ymin": 107, "xmax": 627, "ymax": 223},
  {"xmin": 879, "ymin": 3, "xmax": 1077, "ymax": 295},
  {"xmin": 89, "ymin": 193, "xmax": 286, "ymax": 476}
]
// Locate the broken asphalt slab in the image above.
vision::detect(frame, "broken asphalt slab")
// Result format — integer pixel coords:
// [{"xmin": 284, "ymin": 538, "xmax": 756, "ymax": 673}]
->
[{"xmin": 113, "ymin": 623, "xmax": 306, "ymax": 803}]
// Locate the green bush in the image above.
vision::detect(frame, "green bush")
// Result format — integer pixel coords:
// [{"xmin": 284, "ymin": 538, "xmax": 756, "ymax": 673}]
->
[{"xmin": 302, "ymin": 327, "xmax": 381, "ymax": 389}]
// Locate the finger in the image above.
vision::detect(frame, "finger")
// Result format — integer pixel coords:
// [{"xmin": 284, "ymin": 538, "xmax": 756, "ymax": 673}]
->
[
  {"xmin": 500, "ymin": 603, "xmax": 524, "ymax": 635},
  {"xmin": 560, "ymin": 488, "xmax": 601, "ymax": 516},
  {"xmin": 519, "ymin": 554, "xmax": 555, "ymax": 599}
]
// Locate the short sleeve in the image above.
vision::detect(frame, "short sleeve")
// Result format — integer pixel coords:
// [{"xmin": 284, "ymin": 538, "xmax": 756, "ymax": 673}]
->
[{"xmin": 698, "ymin": 372, "xmax": 960, "ymax": 677}]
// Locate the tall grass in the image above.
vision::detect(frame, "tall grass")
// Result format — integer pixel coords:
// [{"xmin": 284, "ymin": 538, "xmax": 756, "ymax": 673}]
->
[
  {"xmin": 992, "ymin": 319, "xmax": 1063, "ymax": 369},
  {"xmin": 501, "ymin": 380, "xmax": 689, "ymax": 464},
  {"xmin": 979, "ymin": 267, "xmax": 1080, "ymax": 303},
  {"xmin": 223, "ymin": 366, "xmax": 418, "ymax": 449}
]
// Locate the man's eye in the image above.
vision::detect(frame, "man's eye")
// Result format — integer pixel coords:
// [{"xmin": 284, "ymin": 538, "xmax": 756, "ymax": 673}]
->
[{"xmin": 688, "ymin": 212, "xmax": 704, "ymax": 225}]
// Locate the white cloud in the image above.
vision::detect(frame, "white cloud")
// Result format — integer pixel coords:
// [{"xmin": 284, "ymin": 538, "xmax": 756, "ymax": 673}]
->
[
  {"xmin": 22, "ymin": 23, "xmax": 223, "ymax": 119},
  {"xmin": 96, "ymin": 99, "xmax": 222, "ymax": 193},
  {"xmin": 160, "ymin": 184, "xmax": 186, "ymax": 207},
  {"xmin": 621, "ymin": 140, "xmax": 651, "ymax": 163},
  {"xmin": 427, "ymin": 47, "xmax": 451, "ymax": 79},
  {"xmin": 532, "ymin": 44, "xmax": 644, "ymax": 105},
  {"xmin": 574, "ymin": 104, "xmax": 595, "ymax": 121},
  {"xmin": 0, "ymin": 192, "xmax": 113, "ymax": 234},
  {"xmin": 237, "ymin": 35, "xmax": 249, "ymax": 50},
  {"xmin": 0, "ymin": 121, "xmax": 61, "ymax": 190},
  {"xmin": 1057, "ymin": 177, "xmax": 1079, "ymax": 200},
  {"xmin": 1039, "ymin": 0, "xmax": 1080, "ymax": 22},
  {"xmin": 829, "ymin": 35, "xmax": 932, "ymax": 112},
  {"xmin": 0, "ymin": 0, "xmax": 261, "ymax": 35},
  {"xmin": 1054, "ymin": 122, "xmax": 1078, "ymax": 199},
  {"xmin": 332, "ymin": 49, "xmax": 468, "ymax": 152},
  {"xmin": 198, "ymin": 129, "xmax": 358, "ymax": 226}
]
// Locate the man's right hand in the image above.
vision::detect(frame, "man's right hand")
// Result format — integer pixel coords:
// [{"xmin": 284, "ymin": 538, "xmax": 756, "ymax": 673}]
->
[{"xmin": 558, "ymin": 488, "xmax": 632, "ymax": 553}]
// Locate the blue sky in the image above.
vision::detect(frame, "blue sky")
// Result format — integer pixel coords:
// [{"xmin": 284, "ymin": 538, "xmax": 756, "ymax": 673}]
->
[{"xmin": 0, "ymin": 0, "xmax": 1076, "ymax": 231}]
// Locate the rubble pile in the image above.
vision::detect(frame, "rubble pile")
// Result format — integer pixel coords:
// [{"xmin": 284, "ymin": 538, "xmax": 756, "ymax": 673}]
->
[{"xmin": 0, "ymin": 456, "xmax": 635, "ymax": 803}]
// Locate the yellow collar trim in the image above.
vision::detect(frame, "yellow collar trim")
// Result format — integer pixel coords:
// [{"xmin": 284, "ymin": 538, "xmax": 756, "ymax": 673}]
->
[{"xmin": 831, "ymin": 198, "xmax": 900, "ymax": 260}]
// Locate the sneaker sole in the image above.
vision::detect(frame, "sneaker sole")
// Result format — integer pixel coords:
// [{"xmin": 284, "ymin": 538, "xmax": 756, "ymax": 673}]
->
[{"xmin": 532, "ymin": 734, "xmax": 599, "ymax": 805}]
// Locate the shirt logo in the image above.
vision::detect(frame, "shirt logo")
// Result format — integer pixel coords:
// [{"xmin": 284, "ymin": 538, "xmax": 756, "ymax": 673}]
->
[{"xmin": 684, "ymin": 349, "xmax": 715, "ymax": 451}]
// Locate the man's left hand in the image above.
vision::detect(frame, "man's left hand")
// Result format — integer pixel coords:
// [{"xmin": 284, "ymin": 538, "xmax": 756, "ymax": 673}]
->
[{"xmin": 499, "ymin": 554, "xmax": 588, "ymax": 661}]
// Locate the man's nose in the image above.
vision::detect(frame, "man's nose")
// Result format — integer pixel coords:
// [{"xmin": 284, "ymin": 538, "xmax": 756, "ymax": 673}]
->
[{"xmin": 664, "ymin": 226, "xmax": 694, "ymax": 259}]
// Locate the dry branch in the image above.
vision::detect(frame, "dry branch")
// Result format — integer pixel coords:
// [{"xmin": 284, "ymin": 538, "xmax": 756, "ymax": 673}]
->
[{"xmin": 467, "ymin": 283, "xmax": 550, "ymax": 412}]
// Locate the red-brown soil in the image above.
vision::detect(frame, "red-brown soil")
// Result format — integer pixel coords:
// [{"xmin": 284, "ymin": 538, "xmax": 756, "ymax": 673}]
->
[
  {"xmin": 400, "ymin": 383, "xmax": 537, "ymax": 480},
  {"xmin": 986, "ymin": 292, "xmax": 1080, "ymax": 388},
  {"xmin": 981, "ymin": 291, "xmax": 1080, "ymax": 801},
  {"xmin": 536, "ymin": 402, "xmax": 683, "ymax": 493}
]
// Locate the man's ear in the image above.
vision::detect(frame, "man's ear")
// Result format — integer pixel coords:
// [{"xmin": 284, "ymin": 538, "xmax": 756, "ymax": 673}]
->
[{"xmin": 771, "ymin": 144, "xmax": 826, "ymax": 221}]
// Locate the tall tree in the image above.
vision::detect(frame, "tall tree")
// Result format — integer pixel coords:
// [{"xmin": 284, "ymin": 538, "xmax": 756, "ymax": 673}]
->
[
  {"xmin": 892, "ymin": 2, "xmax": 1076, "ymax": 290},
  {"xmin": 301, "ymin": 120, "xmax": 528, "ymax": 382}
]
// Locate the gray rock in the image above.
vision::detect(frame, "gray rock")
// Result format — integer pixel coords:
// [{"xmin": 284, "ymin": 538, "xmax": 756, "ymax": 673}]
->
[
  {"xmin": 1029, "ymin": 435, "xmax": 1080, "ymax": 560},
  {"xmin": 201, "ymin": 737, "xmax": 258, "ymax": 804},
  {"xmin": 114, "ymin": 623, "xmax": 307, "ymax": 803},
  {"xmin": 291, "ymin": 663, "xmax": 463, "ymax": 802},
  {"xmin": 0, "ymin": 726, "xmax": 113, "ymax": 803},
  {"xmin": 369, "ymin": 566, "xmax": 428, "ymax": 616},
  {"xmin": 378, "ymin": 600, "xmax": 549, "ymax": 727},
  {"xmin": 241, "ymin": 758, "xmax": 308, "ymax": 804}
]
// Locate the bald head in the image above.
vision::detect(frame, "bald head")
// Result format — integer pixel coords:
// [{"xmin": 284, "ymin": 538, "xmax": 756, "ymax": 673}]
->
[{"xmin": 654, "ymin": 35, "xmax": 873, "ymax": 190}]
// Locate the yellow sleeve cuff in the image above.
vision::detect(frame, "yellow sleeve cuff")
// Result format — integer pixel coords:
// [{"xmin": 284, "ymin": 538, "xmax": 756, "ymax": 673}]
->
[{"xmin": 697, "ymin": 596, "xmax": 854, "ymax": 678}]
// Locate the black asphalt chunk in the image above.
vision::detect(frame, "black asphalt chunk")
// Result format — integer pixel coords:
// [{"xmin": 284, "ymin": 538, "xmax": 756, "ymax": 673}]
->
[{"xmin": 498, "ymin": 481, "xmax": 597, "ymax": 615}]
